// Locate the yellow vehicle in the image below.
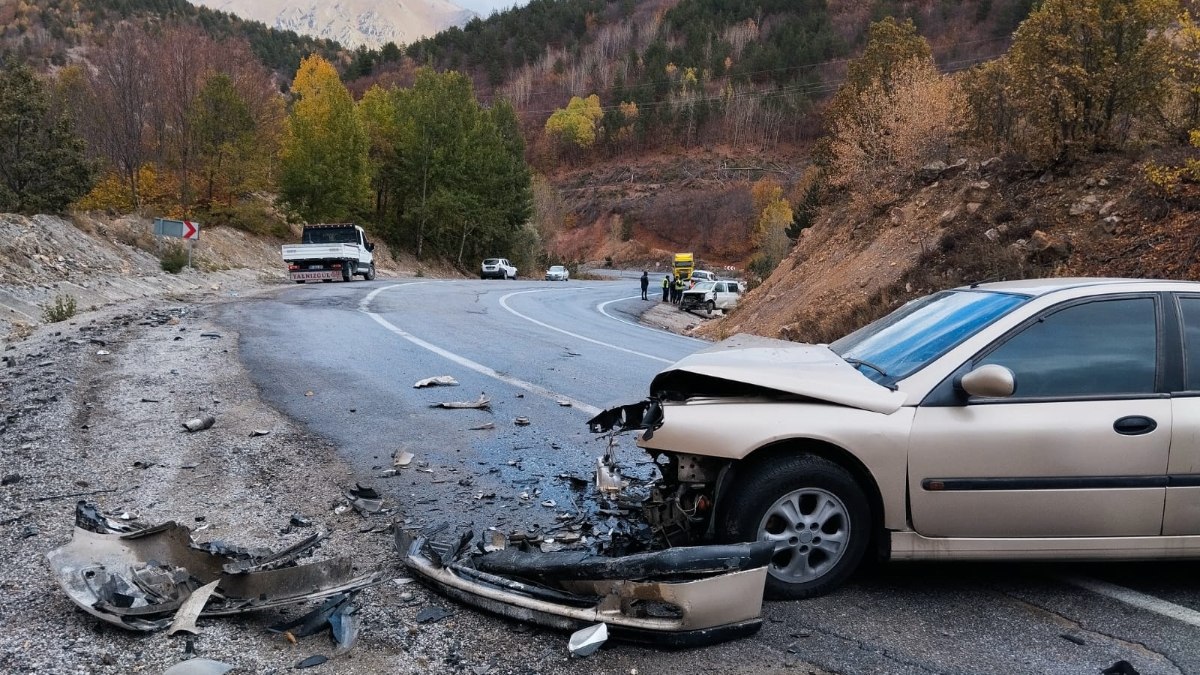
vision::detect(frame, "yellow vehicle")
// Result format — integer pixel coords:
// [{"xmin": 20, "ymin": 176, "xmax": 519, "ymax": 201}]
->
[{"xmin": 672, "ymin": 252, "xmax": 694, "ymax": 282}]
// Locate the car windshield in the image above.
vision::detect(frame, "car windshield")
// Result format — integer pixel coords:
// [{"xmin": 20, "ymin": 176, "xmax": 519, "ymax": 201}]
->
[
  {"xmin": 689, "ymin": 282, "xmax": 715, "ymax": 292},
  {"xmin": 483, "ymin": 259, "xmax": 501, "ymax": 265},
  {"xmin": 302, "ymin": 227, "xmax": 358, "ymax": 244},
  {"xmin": 830, "ymin": 289, "xmax": 1029, "ymax": 385},
  {"xmin": 549, "ymin": 266, "xmax": 565, "ymax": 272}
]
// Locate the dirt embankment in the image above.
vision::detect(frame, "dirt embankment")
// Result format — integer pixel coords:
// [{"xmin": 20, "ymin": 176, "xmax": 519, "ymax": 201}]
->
[
  {"xmin": 699, "ymin": 154, "xmax": 1200, "ymax": 343},
  {"xmin": 0, "ymin": 213, "xmax": 415, "ymax": 337},
  {"xmin": 547, "ymin": 149, "xmax": 806, "ymax": 269}
]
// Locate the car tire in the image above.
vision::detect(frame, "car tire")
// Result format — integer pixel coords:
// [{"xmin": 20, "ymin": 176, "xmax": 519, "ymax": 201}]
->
[
  {"xmin": 294, "ymin": 280, "xmax": 305, "ymax": 285},
  {"xmin": 342, "ymin": 262, "xmax": 354, "ymax": 282},
  {"xmin": 719, "ymin": 453, "xmax": 870, "ymax": 600},
  {"xmin": 364, "ymin": 264, "xmax": 376, "ymax": 281},
  {"xmin": 706, "ymin": 300, "xmax": 715, "ymax": 315}
]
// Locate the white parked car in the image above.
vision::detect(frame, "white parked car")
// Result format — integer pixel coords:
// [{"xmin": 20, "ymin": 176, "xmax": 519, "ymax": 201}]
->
[
  {"xmin": 689, "ymin": 270, "xmax": 718, "ymax": 285},
  {"xmin": 481, "ymin": 258, "xmax": 517, "ymax": 280},
  {"xmin": 680, "ymin": 280, "xmax": 741, "ymax": 314},
  {"xmin": 544, "ymin": 265, "xmax": 570, "ymax": 281}
]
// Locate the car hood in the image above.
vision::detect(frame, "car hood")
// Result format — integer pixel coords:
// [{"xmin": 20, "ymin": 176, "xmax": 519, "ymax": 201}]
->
[{"xmin": 650, "ymin": 334, "xmax": 906, "ymax": 414}]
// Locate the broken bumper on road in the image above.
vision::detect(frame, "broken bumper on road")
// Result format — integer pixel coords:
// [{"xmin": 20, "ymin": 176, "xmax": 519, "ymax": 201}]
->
[
  {"xmin": 47, "ymin": 502, "xmax": 382, "ymax": 632},
  {"xmin": 395, "ymin": 528, "xmax": 773, "ymax": 647}
]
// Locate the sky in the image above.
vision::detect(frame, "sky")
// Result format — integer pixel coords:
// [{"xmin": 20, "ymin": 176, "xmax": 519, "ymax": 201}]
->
[{"xmin": 455, "ymin": 0, "xmax": 529, "ymax": 16}]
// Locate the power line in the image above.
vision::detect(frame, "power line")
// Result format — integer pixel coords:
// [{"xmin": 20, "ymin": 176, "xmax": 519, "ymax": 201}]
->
[
  {"xmin": 500, "ymin": 52, "xmax": 1005, "ymax": 116},
  {"xmin": 478, "ymin": 33, "xmax": 1013, "ymax": 104}
]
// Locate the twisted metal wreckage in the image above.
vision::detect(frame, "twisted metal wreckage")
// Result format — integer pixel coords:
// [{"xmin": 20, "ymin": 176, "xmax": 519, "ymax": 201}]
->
[{"xmin": 47, "ymin": 409, "xmax": 772, "ymax": 649}]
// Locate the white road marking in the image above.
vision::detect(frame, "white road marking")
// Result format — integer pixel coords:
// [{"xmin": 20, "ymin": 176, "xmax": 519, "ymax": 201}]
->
[
  {"xmin": 596, "ymin": 296, "xmax": 707, "ymax": 343},
  {"xmin": 499, "ymin": 289, "xmax": 673, "ymax": 364},
  {"xmin": 360, "ymin": 284, "xmax": 602, "ymax": 416},
  {"xmin": 1065, "ymin": 576, "xmax": 1200, "ymax": 629}
]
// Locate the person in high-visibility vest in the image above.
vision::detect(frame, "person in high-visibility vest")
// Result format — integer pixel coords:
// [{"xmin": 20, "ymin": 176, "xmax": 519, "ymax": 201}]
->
[
  {"xmin": 662, "ymin": 275, "xmax": 671, "ymax": 302},
  {"xmin": 672, "ymin": 276, "xmax": 685, "ymax": 304}
]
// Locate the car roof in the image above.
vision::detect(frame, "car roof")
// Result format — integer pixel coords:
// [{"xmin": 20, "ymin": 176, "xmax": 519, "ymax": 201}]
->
[{"xmin": 959, "ymin": 277, "xmax": 1200, "ymax": 297}]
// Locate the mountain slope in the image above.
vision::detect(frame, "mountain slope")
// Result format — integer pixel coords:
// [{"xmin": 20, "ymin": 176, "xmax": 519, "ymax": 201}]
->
[{"xmin": 188, "ymin": 0, "xmax": 477, "ymax": 48}]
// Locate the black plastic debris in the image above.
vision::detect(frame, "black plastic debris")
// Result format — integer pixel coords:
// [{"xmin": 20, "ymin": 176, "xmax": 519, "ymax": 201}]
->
[
  {"xmin": 329, "ymin": 599, "xmax": 361, "ymax": 650},
  {"xmin": 269, "ymin": 592, "xmax": 357, "ymax": 640},
  {"xmin": 294, "ymin": 655, "xmax": 328, "ymax": 669},
  {"xmin": 2, "ymin": 473, "xmax": 21, "ymax": 485},
  {"xmin": 415, "ymin": 606, "xmax": 453, "ymax": 624},
  {"xmin": 290, "ymin": 514, "xmax": 313, "ymax": 528},
  {"xmin": 1102, "ymin": 661, "xmax": 1140, "ymax": 675}
]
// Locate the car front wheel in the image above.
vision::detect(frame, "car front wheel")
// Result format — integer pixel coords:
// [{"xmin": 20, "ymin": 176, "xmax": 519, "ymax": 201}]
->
[{"xmin": 720, "ymin": 453, "xmax": 870, "ymax": 600}]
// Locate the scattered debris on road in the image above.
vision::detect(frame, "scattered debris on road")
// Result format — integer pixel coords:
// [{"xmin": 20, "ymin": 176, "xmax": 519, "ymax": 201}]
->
[
  {"xmin": 514, "ymin": 416, "xmax": 530, "ymax": 426},
  {"xmin": 393, "ymin": 449, "xmax": 415, "ymax": 467},
  {"xmin": 413, "ymin": 375, "xmax": 459, "ymax": 388},
  {"xmin": 469, "ymin": 422, "xmax": 496, "ymax": 431},
  {"xmin": 249, "ymin": 429, "xmax": 271, "ymax": 437}
]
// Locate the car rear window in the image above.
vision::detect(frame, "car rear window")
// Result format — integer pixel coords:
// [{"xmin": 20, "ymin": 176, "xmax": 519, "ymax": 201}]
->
[
  {"xmin": 832, "ymin": 290, "xmax": 1029, "ymax": 384},
  {"xmin": 302, "ymin": 227, "xmax": 358, "ymax": 244},
  {"xmin": 483, "ymin": 259, "xmax": 500, "ymax": 265}
]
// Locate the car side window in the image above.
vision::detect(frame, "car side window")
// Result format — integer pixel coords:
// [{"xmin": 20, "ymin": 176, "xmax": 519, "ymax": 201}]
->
[
  {"xmin": 1179, "ymin": 297, "xmax": 1200, "ymax": 390},
  {"xmin": 976, "ymin": 297, "xmax": 1158, "ymax": 398}
]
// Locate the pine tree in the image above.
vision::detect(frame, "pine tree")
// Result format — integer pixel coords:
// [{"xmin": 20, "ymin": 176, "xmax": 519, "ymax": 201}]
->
[{"xmin": 0, "ymin": 59, "xmax": 94, "ymax": 214}]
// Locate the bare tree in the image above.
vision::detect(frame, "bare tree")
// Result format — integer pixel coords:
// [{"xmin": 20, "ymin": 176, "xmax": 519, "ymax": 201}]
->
[{"xmin": 88, "ymin": 25, "xmax": 154, "ymax": 207}]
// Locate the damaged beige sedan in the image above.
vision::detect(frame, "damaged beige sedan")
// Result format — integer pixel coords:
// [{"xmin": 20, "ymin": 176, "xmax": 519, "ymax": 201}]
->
[{"xmin": 593, "ymin": 279, "xmax": 1200, "ymax": 599}]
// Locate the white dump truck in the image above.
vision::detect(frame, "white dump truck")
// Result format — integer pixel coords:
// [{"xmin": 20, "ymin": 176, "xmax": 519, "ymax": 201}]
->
[{"xmin": 282, "ymin": 223, "xmax": 376, "ymax": 283}]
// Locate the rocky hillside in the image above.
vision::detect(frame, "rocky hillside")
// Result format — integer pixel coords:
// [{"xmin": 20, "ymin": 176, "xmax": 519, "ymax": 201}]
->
[{"xmin": 700, "ymin": 153, "xmax": 1200, "ymax": 343}]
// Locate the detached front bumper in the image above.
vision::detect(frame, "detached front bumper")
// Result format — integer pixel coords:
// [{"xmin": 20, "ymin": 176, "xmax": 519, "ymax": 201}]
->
[{"xmin": 395, "ymin": 529, "xmax": 773, "ymax": 647}]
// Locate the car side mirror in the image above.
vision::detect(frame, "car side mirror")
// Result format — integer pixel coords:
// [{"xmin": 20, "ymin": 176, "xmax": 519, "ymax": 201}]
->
[
  {"xmin": 366, "ymin": 242, "xmax": 375, "ymax": 252},
  {"xmin": 958, "ymin": 364, "xmax": 1016, "ymax": 398}
]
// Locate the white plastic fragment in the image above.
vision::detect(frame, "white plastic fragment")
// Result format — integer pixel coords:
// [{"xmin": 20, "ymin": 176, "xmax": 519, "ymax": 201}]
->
[
  {"xmin": 163, "ymin": 659, "xmax": 234, "ymax": 675},
  {"xmin": 568, "ymin": 622, "xmax": 608, "ymax": 657},
  {"xmin": 182, "ymin": 416, "xmax": 215, "ymax": 432},
  {"xmin": 413, "ymin": 376, "xmax": 459, "ymax": 388},
  {"xmin": 393, "ymin": 450, "xmax": 415, "ymax": 467}
]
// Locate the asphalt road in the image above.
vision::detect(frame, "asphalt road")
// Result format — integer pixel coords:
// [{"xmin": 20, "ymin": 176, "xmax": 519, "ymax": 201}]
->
[{"xmin": 223, "ymin": 277, "xmax": 1200, "ymax": 675}]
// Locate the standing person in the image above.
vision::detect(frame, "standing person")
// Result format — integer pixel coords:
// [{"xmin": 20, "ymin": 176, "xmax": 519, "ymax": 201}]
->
[
  {"xmin": 662, "ymin": 275, "xmax": 671, "ymax": 302},
  {"xmin": 640, "ymin": 271, "xmax": 649, "ymax": 300},
  {"xmin": 673, "ymin": 275, "xmax": 685, "ymax": 304}
]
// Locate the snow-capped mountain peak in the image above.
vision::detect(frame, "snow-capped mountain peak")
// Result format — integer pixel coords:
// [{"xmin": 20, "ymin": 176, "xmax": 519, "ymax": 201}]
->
[{"xmin": 188, "ymin": 0, "xmax": 477, "ymax": 49}]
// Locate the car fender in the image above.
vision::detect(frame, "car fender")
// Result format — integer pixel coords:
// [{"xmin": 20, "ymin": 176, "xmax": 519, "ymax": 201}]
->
[{"xmin": 638, "ymin": 399, "xmax": 914, "ymax": 530}]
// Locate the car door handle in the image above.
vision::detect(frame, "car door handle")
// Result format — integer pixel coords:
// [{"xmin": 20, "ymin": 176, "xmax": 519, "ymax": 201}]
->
[{"xmin": 1113, "ymin": 416, "xmax": 1157, "ymax": 436}]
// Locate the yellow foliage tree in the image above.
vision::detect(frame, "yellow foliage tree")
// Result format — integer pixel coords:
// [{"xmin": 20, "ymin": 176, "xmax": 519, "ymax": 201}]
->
[
  {"xmin": 829, "ymin": 58, "xmax": 962, "ymax": 212},
  {"xmin": 747, "ymin": 178, "xmax": 794, "ymax": 279},
  {"xmin": 544, "ymin": 94, "xmax": 604, "ymax": 150},
  {"xmin": 279, "ymin": 54, "xmax": 369, "ymax": 223}
]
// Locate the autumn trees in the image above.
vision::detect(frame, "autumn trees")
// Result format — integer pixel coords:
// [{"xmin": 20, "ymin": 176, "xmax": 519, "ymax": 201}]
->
[
  {"xmin": 964, "ymin": 0, "xmax": 1182, "ymax": 163},
  {"xmin": 0, "ymin": 58, "xmax": 93, "ymax": 214},
  {"xmin": 72, "ymin": 24, "xmax": 285, "ymax": 218}
]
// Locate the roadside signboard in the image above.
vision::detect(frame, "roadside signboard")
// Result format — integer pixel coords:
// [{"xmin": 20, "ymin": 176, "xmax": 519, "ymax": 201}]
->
[{"xmin": 153, "ymin": 218, "xmax": 200, "ymax": 240}]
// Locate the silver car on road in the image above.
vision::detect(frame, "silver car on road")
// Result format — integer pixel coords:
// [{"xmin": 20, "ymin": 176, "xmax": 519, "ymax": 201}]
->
[{"xmin": 595, "ymin": 279, "xmax": 1200, "ymax": 599}]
